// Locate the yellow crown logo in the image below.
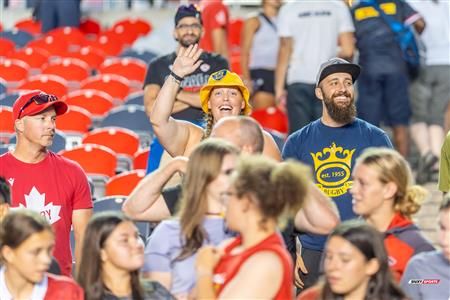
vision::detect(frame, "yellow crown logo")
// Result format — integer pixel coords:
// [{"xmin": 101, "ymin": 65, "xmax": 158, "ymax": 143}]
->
[{"xmin": 311, "ymin": 142, "xmax": 355, "ymax": 172}]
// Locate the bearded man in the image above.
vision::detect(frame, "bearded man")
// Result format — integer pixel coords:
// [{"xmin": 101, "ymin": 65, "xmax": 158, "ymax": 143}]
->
[{"xmin": 282, "ymin": 58, "xmax": 393, "ymax": 291}]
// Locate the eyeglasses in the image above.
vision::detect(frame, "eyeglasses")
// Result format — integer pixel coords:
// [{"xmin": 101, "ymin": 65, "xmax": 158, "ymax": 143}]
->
[
  {"xmin": 18, "ymin": 93, "xmax": 58, "ymax": 119},
  {"xmin": 176, "ymin": 23, "xmax": 202, "ymax": 30}
]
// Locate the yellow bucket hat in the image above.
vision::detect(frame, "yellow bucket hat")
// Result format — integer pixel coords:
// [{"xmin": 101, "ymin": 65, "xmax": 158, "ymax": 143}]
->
[{"xmin": 199, "ymin": 69, "xmax": 251, "ymax": 115}]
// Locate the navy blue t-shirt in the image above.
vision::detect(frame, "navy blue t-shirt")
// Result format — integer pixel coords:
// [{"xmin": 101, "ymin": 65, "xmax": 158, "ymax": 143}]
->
[
  {"xmin": 351, "ymin": 0, "xmax": 419, "ymax": 74},
  {"xmin": 282, "ymin": 118, "xmax": 393, "ymax": 250}
]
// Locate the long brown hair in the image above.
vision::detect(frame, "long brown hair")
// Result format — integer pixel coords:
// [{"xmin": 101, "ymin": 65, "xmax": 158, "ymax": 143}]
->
[
  {"xmin": 77, "ymin": 212, "xmax": 144, "ymax": 300},
  {"xmin": 321, "ymin": 221, "xmax": 405, "ymax": 300},
  {"xmin": 356, "ymin": 148, "xmax": 427, "ymax": 218},
  {"xmin": 177, "ymin": 139, "xmax": 240, "ymax": 260}
]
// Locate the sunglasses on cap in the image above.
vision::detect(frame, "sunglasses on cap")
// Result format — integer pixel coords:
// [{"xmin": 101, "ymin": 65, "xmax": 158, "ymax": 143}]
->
[{"xmin": 18, "ymin": 93, "xmax": 58, "ymax": 119}]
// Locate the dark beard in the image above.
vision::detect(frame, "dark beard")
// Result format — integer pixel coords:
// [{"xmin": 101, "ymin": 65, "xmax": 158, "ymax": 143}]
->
[
  {"xmin": 323, "ymin": 91, "xmax": 356, "ymax": 124},
  {"xmin": 179, "ymin": 36, "xmax": 201, "ymax": 48}
]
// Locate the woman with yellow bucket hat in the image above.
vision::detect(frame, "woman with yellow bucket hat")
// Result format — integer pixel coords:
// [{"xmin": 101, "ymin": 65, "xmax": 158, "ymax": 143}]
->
[{"xmin": 150, "ymin": 44, "xmax": 281, "ymax": 160}]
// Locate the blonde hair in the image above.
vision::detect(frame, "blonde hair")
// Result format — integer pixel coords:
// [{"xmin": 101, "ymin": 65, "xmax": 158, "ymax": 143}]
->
[
  {"xmin": 356, "ymin": 148, "xmax": 427, "ymax": 218},
  {"xmin": 232, "ymin": 156, "xmax": 311, "ymax": 229},
  {"xmin": 177, "ymin": 139, "xmax": 240, "ymax": 260}
]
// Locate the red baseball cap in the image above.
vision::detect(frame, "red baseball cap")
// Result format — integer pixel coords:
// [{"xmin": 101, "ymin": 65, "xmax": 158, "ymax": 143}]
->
[{"xmin": 13, "ymin": 90, "xmax": 68, "ymax": 123}]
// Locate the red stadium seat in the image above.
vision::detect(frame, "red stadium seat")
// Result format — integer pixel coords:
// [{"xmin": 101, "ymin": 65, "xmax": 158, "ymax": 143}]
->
[
  {"xmin": 56, "ymin": 105, "xmax": 92, "ymax": 134},
  {"xmin": 80, "ymin": 18, "xmax": 101, "ymax": 35},
  {"xmin": 84, "ymin": 33, "xmax": 124, "ymax": 57},
  {"xmin": 0, "ymin": 59, "xmax": 29, "ymax": 87},
  {"xmin": 46, "ymin": 27, "xmax": 86, "ymax": 49},
  {"xmin": 7, "ymin": 47, "xmax": 50, "ymax": 72},
  {"xmin": 98, "ymin": 57, "xmax": 147, "ymax": 85},
  {"xmin": 105, "ymin": 170, "xmax": 145, "ymax": 197},
  {"xmin": 251, "ymin": 106, "xmax": 289, "ymax": 135},
  {"xmin": 16, "ymin": 74, "xmax": 68, "ymax": 99},
  {"xmin": 133, "ymin": 148, "xmax": 149, "ymax": 170},
  {"xmin": 0, "ymin": 38, "xmax": 15, "ymax": 57},
  {"xmin": 28, "ymin": 36, "xmax": 69, "ymax": 57},
  {"xmin": 61, "ymin": 46, "xmax": 106, "ymax": 70},
  {"xmin": 62, "ymin": 89, "xmax": 114, "ymax": 118},
  {"xmin": 14, "ymin": 18, "xmax": 42, "ymax": 36},
  {"xmin": 59, "ymin": 144, "xmax": 117, "ymax": 178},
  {"xmin": 112, "ymin": 17, "xmax": 152, "ymax": 37},
  {"xmin": 80, "ymin": 74, "xmax": 130, "ymax": 102},
  {"xmin": 41, "ymin": 58, "xmax": 90, "ymax": 88},
  {"xmin": 82, "ymin": 127, "xmax": 140, "ymax": 158},
  {"xmin": 0, "ymin": 106, "xmax": 14, "ymax": 143}
]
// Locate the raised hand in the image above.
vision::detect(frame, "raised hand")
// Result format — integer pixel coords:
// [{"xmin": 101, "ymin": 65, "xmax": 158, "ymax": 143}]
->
[{"xmin": 172, "ymin": 44, "xmax": 203, "ymax": 78}]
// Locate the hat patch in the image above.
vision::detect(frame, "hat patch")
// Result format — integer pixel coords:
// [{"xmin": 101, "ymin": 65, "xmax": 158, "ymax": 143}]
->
[{"xmin": 212, "ymin": 70, "xmax": 227, "ymax": 81}]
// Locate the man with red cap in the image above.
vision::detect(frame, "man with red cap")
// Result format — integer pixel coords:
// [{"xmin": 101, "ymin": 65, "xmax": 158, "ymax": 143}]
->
[{"xmin": 0, "ymin": 90, "xmax": 93, "ymax": 277}]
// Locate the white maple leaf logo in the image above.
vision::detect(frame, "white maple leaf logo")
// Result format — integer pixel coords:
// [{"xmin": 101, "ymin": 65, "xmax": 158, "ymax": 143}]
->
[{"xmin": 18, "ymin": 187, "xmax": 61, "ymax": 224}]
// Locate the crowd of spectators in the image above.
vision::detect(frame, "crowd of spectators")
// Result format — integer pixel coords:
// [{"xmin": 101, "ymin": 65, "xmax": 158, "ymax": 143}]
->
[{"xmin": 0, "ymin": 0, "xmax": 449, "ymax": 299}]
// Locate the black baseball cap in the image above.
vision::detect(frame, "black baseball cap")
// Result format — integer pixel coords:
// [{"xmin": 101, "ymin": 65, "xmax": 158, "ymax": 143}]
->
[
  {"xmin": 316, "ymin": 58, "xmax": 361, "ymax": 87},
  {"xmin": 175, "ymin": 4, "xmax": 202, "ymax": 26}
]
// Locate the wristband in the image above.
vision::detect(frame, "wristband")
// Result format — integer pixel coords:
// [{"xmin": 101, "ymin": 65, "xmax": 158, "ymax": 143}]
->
[{"xmin": 170, "ymin": 70, "xmax": 184, "ymax": 83}]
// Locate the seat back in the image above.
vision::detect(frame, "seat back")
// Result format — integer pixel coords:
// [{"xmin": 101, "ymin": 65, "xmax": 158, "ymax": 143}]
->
[
  {"xmin": 80, "ymin": 74, "xmax": 130, "ymax": 102},
  {"xmin": 105, "ymin": 169, "xmax": 145, "ymax": 197},
  {"xmin": 16, "ymin": 74, "xmax": 68, "ymax": 98}
]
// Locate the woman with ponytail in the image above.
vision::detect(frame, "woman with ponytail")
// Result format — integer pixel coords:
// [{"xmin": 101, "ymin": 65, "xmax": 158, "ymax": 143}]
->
[
  {"xmin": 195, "ymin": 156, "xmax": 311, "ymax": 299},
  {"xmin": 350, "ymin": 148, "xmax": 434, "ymax": 281},
  {"xmin": 142, "ymin": 139, "xmax": 240, "ymax": 298}
]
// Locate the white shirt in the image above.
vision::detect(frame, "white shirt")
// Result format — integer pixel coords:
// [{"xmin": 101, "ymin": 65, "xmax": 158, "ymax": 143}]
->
[
  {"xmin": 278, "ymin": 1, "xmax": 355, "ymax": 84},
  {"xmin": 0, "ymin": 267, "xmax": 48, "ymax": 300},
  {"xmin": 407, "ymin": 0, "xmax": 450, "ymax": 66}
]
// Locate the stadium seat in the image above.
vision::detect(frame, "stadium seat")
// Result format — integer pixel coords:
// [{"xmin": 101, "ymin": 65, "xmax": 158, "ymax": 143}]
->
[
  {"xmin": 62, "ymin": 89, "xmax": 114, "ymax": 120},
  {"xmin": 61, "ymin": 46, "xmax": 106, "ymax": 71},
  {"xmin": 0, "ymin": 59, "xmax": 29, "ymax": 88},
  {"xmin": 133, "ymin": 148, "xmax": 149, "ymax": 170},
  {"xmin": 28, "ymin": 36, "xmax": 69, "ymax": 57},
  {"xmin": 0, "ymin": 106, "xmax": 14, "ymax": 143},
  {"xmin": 112, "ymin": 17, "xmax": 152, "ymax": 38},
  {"xmin": 79, "ymin": 18, "xmax": 101, "ymax": 36},
  {"xmin": 14, "ymin": 18, "xmax": 42, "ymax": 36},
  {"xmin": 16, "ymin": 74, "xmax": 68, "ymax": 98},
  {"xmin": 84, "ymin": 33, "xmax": 124, "ymax": 57},
  {"xmin": 59, "ymin": 144, "xmax": 117, "ymax": 198},
  {"xmin": 120, "ymin": 48, "xmax": 157, "ymax": 62},
  {"xmin": 0, "ymin": 29, "xmax": 34, "ymax": 48},
  {"xmin": 9, "ymin": 130, "xmax": 67, "ymax": 153},
  {"xmin": 56, "ymin": 105, "xmax": 92, "ymax": 135},
  {"xmin": 0, "ymin": 144, "xmax": 14, "ymax": 155},
  {"xmin": 105, "ymin": 169, "xmax": 145, "ymax": 197},
  {"xmin": 41, "ymin": 58, "xmax": 90, "ymax": 89},
  {"xmin": 0, "ymin": 38, "xmax": 15, "ymax": 57},
  {"xmin": 0, "ymin": 80, "xmax": 5, "ymax": 96},
  {"xmin": 98, "ymin": 57, "xmax": 147, "ymax": 87},
  {"xmin": 93, "ymin": 196, "xmax": 150, "ymax": 238},
  {"xmin": 46, "ymin": 27, "xmax": 86, "ymax": 49},
  {"xmin": 100, "ymin": 105, "xmax": 152, "ymax": 146},
  {"xmin": 80, "ymin": 74, "xmax": 130, "ymax": 102},
  {"xmin": 105, "ymin": 25, "xmax": 139, "ymax": 47},
  {"xmin": 0, "ymin": 92, "xmax": 20, "ymax": 107},
  {"xmin": 124, "ymin": 91, "xmax": 144, "ymax": 106},
  {"xmin": 251, "ymin": 106, "xmax": 289, "ymax": 135},
  {"xmin": 7, "ymin": 47, "xmax": 50, "ymax": 73},
  {"xmin": 82, "ymin": 127, "xmax": 140, "ymax": 171}
]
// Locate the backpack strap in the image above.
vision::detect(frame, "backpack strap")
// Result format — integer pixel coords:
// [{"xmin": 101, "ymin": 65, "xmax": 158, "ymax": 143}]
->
[{"xmin": 259, "ymin": 12, "xmax": 277, "ymax": 31}]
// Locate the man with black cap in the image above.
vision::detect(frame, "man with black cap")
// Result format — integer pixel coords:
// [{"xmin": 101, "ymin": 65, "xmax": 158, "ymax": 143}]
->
[
  {"xmin": 0, "ymin": 90, "xmax": 93, "ymax": 277},
  {"xmin": 143, "ymin": 4, "xmax": 228, "ymax": 125},
  {"xmin": 282, "ymin": 58, "xmax": 393, "ymax": 292}
]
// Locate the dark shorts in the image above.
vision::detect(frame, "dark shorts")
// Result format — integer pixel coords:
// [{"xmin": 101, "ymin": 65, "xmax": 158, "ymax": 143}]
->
[
  {"xmin": 250, "ymin": 69, "xmax": 275, "ymax": 94},
  {"xmin": 357, "ymin": 72, "xmax": 411, "ymax": 126}
]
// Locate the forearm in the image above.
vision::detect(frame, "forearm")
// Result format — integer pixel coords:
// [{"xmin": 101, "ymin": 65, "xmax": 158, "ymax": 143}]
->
[
  {"xmin": 274, "ymin": 38, "xmax": 291, "ymax": 97},
  {"xmin": 337, "ymin": 32, "xmax": 355, "ymax": 61},
  {"xmin": 123, "ymin": 158, "xmax": 184, "ymax": 219},
  {"xmin": 196, "ymin": 275, "xmax": 217, "ymax": 300},
  {"xmin": 176, "ymin": 90, "xmax": 201, "ymax": 108},
  {"xmin": 172, "ymin": 100, "xmax": 191, "ymax": 113}
]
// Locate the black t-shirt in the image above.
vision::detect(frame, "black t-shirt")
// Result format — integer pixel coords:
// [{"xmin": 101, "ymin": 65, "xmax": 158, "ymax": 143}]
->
[
  {"xmin": 162, "ymin": 184, "xmax": 182, "ymax": 215},
  {"xmin": 103, "ymin": 280, "xmax": 176, "ymax": 300},
  {"xmin": 143, "ymin": 52, "xmax": 229, "ymax": 124}
]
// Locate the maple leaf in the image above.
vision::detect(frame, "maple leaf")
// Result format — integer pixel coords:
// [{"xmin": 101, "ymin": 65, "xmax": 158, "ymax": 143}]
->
[{"xmin": 18, "ymin": 187, "xmax": 62, "ymax": 225}]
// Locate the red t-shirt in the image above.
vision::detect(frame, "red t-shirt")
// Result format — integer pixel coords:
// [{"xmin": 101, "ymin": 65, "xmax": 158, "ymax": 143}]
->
[
  {"xmin": 199, "ymin": 0, "xmax": 229, "ymax": 52},
  {"xmin": 213, "ymin": 232, "xmax": 293, "ymax": 299},
  {"xmin": 45, "ymin": 273, "xmax": 84, "ymax": 300},
  {"xmin": 0, "ymin": 152, "xmax": 93, "ymax": 276}
]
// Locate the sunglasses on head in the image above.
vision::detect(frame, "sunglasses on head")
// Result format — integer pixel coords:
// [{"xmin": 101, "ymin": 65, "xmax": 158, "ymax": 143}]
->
[{"xmin": 18, "ymin": 93, "xmax": 58, "ymax": 119}]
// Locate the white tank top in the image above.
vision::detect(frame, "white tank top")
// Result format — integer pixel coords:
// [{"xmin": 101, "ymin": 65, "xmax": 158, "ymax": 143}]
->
[{"xmin": 249, "ymin": 13, "xmax": 279, "ymax": 70}]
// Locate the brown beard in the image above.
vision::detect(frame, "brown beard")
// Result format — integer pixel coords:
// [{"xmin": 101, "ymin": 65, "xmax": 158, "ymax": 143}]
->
[{"xmin": 323, "ymin": 90, "xmax": 356, "ymax": 124}]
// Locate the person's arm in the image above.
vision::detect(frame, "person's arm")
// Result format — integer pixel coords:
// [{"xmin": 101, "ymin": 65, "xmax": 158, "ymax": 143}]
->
[
  {"xmin": 274, "ymin": 37, "xmax": 292, "ymax": 103},
  {"xmin": 176, "ymin": 90, "xmax": 202, "ymax": 108},
  {"xmin": 294, "ymin": 184, "xmax": 340, "ymax": 235},
  {"xmin": 262, "ymin": 130, "xmax": 281, "ymax": 161},
  {"xmin": 149, "ymin": 44, "xmax": 204, "ymax": 157},
  {"xmin": 211, "ymin": 28, "xmax": 229, "ymax": 62},
  {"xmin": 122, "ymin": 157, "xmax": 188, "ymax": 221},
  {"xmin": 240, "ymin": 16, "xmax": 259, "ymax": 91},
  {"xmin": 337, "ymin": 32, "xmax": 355, "ymax": 61},
  {"xmin": 72, "ymin": 208, "xmax": 93, "ymax": 276},
  {"xmin": 144, "ymin": 84, "xmax": 190, "ymax": 118}
]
